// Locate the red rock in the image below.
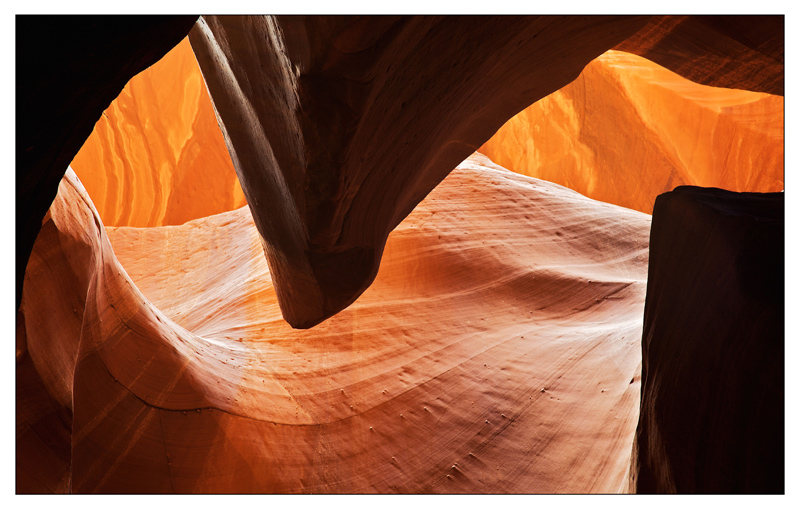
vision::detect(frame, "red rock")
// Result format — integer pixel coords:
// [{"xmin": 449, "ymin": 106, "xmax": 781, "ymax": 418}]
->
[
  {"xmin": 15, "ymin": 15, "xmax": 785, "ymax": 494},
  {"xmin": 615, "ymin": 15, "xmax": 784, "ymax": 95},
  {"xmin": 19, "ymin": 155, "xmax": 652, "ymax": 493},
  {"xmin": 16, "ymin": 15, "xmax": 198, "ymax": 312},
  {"xmin": 17, "ymin": 16, "xmax": 784, "ymax": 326},
  {"xmin": 479, "ymin": 50, "xmax": 784, "ymax": 214}
]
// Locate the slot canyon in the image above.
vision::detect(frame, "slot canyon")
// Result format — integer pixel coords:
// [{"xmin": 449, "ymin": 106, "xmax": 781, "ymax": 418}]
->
[{"xmin": 16, "ymin": 15, "xmax": 784, "ymax": 494}]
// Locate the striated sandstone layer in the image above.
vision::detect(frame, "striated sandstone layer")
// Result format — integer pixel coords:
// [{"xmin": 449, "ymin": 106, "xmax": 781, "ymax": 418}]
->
[
  {"xmin": 615, "ymin": 15, "xmax": 784, "ymax": 96},
  {"xmin": 16, "ymin": 15, "xmax": 198, "ymax": 312},
  {"xmin": 18, "ymin": 154, "xmax": 652, "ymax": 493},
  {"xmin": 70, "ymin": 37, "xmax": 246, "ymax": 227},
  {"xmin": 631, "ymin": 186, "xmax": 783, "ymax": 493},
  {"xmin": 479, "ymin": 50, "xmax": 784, "ymax": 214},
  {"xmin": 188, "ymin": 15, "xmax": 651, "ymax": 328}
]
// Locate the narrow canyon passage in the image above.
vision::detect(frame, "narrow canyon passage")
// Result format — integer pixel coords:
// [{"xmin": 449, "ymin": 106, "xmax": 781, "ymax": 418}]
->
[{"xmin": 16, "ymin": 15, "xmax": 784, "ymax": 494}]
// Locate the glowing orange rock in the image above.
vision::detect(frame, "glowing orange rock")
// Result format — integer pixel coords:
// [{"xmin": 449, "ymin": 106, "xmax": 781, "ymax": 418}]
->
[
  {"xmin": 70, "ymin": 37, "xmax": 246, "ymax": 227},
  {"xmin": 478, "ymin": 50, "xmax": 784, "ymax": 214},
  {"xmin": 16, "ymin": 15, "xmax": 197, "ymax": 313},
  {"xmin": 19, "ymin": 155, "xmax": 652, "ymax": 493}
]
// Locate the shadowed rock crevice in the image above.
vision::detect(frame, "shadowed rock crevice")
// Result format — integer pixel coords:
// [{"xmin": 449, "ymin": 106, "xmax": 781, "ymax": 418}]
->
[{"xmin": 15, "ymin": 15, "xmax": 784, "ymax": 494}]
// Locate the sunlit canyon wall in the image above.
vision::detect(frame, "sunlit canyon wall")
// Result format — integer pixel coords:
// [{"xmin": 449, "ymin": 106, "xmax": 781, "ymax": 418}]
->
[{"xmin": 16, "ymin": 15, "xmax": 784, "ymax": 493}]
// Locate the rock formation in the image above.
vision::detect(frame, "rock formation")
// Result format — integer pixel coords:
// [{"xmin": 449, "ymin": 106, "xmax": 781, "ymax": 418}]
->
[
  {"xmin": 19, "ymin": 155, "xmax": 652, "ymax": 493},
  {"xmin": 187, "ymin": 15, "xmax": 652, "ymax": 328},
  {"xmin": 479, "ymin": 50, "xmax": 784, "ymax": 214},
  {"xmin": 615, "ymin": 15, "xmax": 784, "ymax": 96},
  {"xmin": 17, "ymin": 15, "xmax": 784, "ymax": 327},
  {"xmin": 16, "ymin": 15, "xmax": 785, "ymax": 494},
  {"xmin": 631, "ymin": 186, "xmax": 784, "ymax": 493},
  {"xmin": 70, "ymin": 38, "xmax": 246, "ymax": 227},
  {"xmin": 16, "ymin": 15, "xmax": 198, "ymax": 312}
]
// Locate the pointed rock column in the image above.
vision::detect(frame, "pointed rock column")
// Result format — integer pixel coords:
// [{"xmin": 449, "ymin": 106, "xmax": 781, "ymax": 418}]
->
[{"xmin": 189, "ymin": 15, "xmax": 649, "ymax": 328}]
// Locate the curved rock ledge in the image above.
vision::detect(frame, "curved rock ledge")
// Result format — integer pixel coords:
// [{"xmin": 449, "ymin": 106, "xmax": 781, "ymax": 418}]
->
[{"xmin": 615, "ymin": 15, "xmax": 784, "ymax": 96}]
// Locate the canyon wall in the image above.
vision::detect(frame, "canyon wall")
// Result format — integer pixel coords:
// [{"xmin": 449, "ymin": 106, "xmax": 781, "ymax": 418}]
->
[
  {"xmin": 616, "ymin": 15, "xmax": 783, "ymax": 96},
  {"xmin": 16, "ymin": 15, "xmax": 198, "ymax": 311},
  {"xmin": 70, "ymin": 38, "xmax": 246, "ymax": 227},
  {"xmin": 479, "ymin": 50, "xmax": 784, "ymax": 214},
  {"xmin": 17, "ymin": 15, "xmax": 784, "ymax": 326},
  {"xmin": 187, "ymin": 15, "xmax": 651, "ymax": 328},
  {"xmin": 16, "ymin": 16, "xmax": 785, "ymax": 494}
]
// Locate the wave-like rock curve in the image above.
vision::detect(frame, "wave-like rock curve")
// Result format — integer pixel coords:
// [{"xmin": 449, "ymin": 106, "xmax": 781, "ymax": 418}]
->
[
  {"xmin": 19, "ymin": 154, "xmax": 651, "ymax": 493},
  {"xmin": 188, "ymin": 15, "xmax": 651, "ymax": 328},
  {"xmin": 16, "ymin": 15, "xmax": 198, "ymax": 312}
]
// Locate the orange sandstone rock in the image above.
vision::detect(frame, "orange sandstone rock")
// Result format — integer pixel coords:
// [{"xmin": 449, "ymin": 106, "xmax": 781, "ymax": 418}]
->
[
  {"xmin": 16, "ymin": 16, "xmax": 786, "ymax": 495},
  {"xmin": 18, "ymin": 16, "xmax": 784, "ymax": 325},
  {"xmin": 479, "ymin": 50, "xmax": 784, "ymax": 214},
  {"xmin": 70, "ymin": 37, "xmax": 246, "ymax": 227},
  {"xmin": 19, "ymin": 155, "xmax": 652, "ymax": 493}
]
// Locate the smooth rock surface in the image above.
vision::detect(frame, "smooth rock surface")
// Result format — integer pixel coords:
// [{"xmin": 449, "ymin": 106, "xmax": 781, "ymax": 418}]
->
[
  {"xmin": 631, "ymin": 186, "xmax": 784, "ymax": 493},
  {"xmin": 479, "ymin": 50, "xmax": 784, "ymax": 214},
  {"xmin": 15, "ymin": 15, "xmax": 785, "ymax": 495},
  {"xmin": 19, "ymin": 154, "xmax": 652, "ymax": 493}
]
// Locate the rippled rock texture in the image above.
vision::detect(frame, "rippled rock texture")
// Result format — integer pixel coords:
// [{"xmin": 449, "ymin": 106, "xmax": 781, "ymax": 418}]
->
[
  {"xmin": 19, "ymin": 155, "xmax": 651, "ymax": 493},
  {"xmin": 479, "ymin": 50, "xmax": 784, "ymax": 214},
  {"xmin": 631, "ymin": 187, "xmax": 784, "ymax": 493},
  {"xmin": 17, "ymin": 15, "xmax": 784, "ymax": 328}
]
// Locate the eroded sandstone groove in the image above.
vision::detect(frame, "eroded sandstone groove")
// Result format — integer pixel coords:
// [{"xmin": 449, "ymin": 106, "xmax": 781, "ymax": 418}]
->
[
  {"xmin": 16, "ymin": 15, "xmax": 785, "ymax": 494},
  {"xmin": 70, "ymin": 38, "xmax": 246, "ymax": 227},
  {"xmin": 479, "ymin": 50, "xmax": 784, "ymax": 214},
  {"xmin": 16, "ymin": 15, "xmax": 198, "ymax": 311}
]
